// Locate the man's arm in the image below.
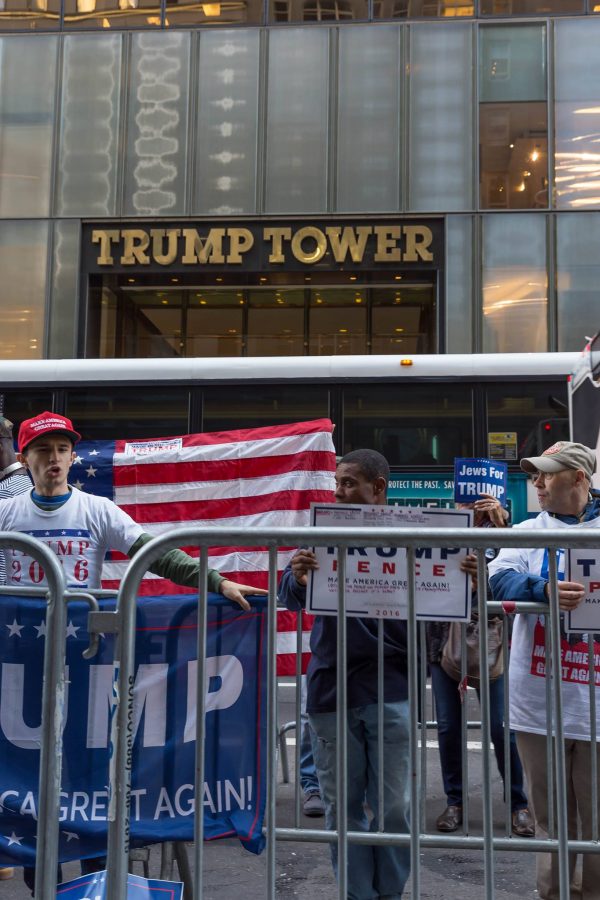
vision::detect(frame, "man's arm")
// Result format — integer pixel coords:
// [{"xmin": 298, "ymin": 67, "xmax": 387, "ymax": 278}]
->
[
  {"xmin": 277, "ymin": 549, "xmax": 319, "ymax": 611},
  {"xmin": 128, "ymin": 533, "xmax": 267, "ymax": 610}
]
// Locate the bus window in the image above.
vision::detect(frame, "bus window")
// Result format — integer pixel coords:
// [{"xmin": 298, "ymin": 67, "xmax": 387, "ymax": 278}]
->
[
  {"xmin": 202, "ymin": 384, "xmax": 330, "ymax": 432},
  {"xmin": 65, "ymin": 388, "xmax": 190, "ymax": 440},
  {"xmin": 0, "ymin": 391, "xmax": 54, "ymax": 431},
  {"xmin": 342, "ymin": 384, "xmax": 474, "ymax": 467},
  {"xmin": 486, "ymin": 382, "xmax": 569, "ymax": 459}
]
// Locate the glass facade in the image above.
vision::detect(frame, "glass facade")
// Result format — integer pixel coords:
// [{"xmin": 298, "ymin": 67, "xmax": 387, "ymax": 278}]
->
[{"xmin": 0, "ymin": 18, "xmax": 599, "ymax": 361}]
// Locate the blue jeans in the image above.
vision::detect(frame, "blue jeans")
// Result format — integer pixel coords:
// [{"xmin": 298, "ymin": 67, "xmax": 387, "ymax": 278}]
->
[
  {"xmin": 430, "ymin": 662, "xmax": 528, "ymax": 810},
  {"xmin": 300, "ymin": 717, "xmax": 320, "ymax": 795},
  {"xmin": 309, "ymin": 701, "xmax": 411, "ymax": 900}
]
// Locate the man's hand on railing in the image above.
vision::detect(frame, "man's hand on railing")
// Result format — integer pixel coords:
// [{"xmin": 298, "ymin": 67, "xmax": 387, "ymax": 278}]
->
[
  {"xmin": 544, "ymin": 579, "xmax": 586, "ymax": 611},
  {"xmin": 219, "ymin": 580, "xmax": 268, "ymax": 611},
  {"xmin": 460, "ymin": 553, "xmax": 479, "ymax": 590}
]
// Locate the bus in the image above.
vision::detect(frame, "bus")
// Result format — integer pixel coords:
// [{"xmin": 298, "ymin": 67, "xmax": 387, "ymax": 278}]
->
[
  {"xmin": 1, "ymin": 352, "xmax": 577, "ymax": 520},
  {"xmin": 570, "ymin": 332, "xmax": 600, "ymax": 490}
]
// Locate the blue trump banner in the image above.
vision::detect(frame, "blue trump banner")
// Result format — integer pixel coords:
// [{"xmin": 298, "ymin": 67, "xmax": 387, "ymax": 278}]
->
[
  {"xmin": 56, "ymin": 870, "xmax": 183, "ymax": 899},
  {"xmin": 453, "ymin": 458, "xmax": 508, "ymax": 506},
  {"xmin": 0, "ymin": 595, "xmax": 267, "ymax": 867}
]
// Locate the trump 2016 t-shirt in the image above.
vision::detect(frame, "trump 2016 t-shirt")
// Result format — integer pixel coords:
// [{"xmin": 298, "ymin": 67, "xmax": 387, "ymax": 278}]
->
[{"xmin": 0, "ymin": 488, "xmax": 143, "ymax": 589}]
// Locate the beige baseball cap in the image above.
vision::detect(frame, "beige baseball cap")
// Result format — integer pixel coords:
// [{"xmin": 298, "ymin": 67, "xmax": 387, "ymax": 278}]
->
[{"xmin": 520, "ymin": 440, "xmax": 596, "ymax": 480}]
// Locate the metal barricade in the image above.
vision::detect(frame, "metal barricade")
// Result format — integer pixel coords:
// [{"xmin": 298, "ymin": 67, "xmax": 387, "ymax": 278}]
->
[
  {"xmin": 95, "ymin": 525, "xmax": 600, "ymax": 900},
  {"xmin": 0, "ymin": 532, "xmax": 101, "ymax": 900}
]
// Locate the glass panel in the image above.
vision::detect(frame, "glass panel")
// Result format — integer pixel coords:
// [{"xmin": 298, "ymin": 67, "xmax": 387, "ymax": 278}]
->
[
  {"xmin": 48, "ymin": 220, "xmax": 80, "ymax": 358},
  {"xmin": 309, "ymin": 289, "xmax": 367, "ymax": 355},
  {"xmin": 336, "ymin": 26, "xmax": 400, "ymax": 213},
  {"xmin": 409, "ymin": 23, "xmax": 473, "ymax": 211},
  {"xmin": 373, "ymin": 0, "xmax": 473, "ymax": 16},
  {"xmin": 0, "ymin": 221, "xmax": 49, "ymax": 361},
  {"xmin": 194, "ymin": 30, "xmax": 260, "ymax": 216},
  {"xmin": 480, "ymin": 0, "xmax": 582, "ymax": 13},
  {"xmin": 0, "ymin": 0, "xmax": 60, "ymax": 30},
  {"xmin": 165, "ymin": 0, "xmax": 263, "ymax": 26},
  {"xmin": 486, "ymin": 382, "xmax": 569, "ymax": 460},
  {"xmin": 63, "ymin": 0, "xmax": 160, "ymax": 29},
  {"xmin": 479, "ymin": 25, "xmax": 548, "ymax": 211},
  {"xmin": 0, "ymin": 392, "xmax": 54, "ymax": 429},
  {"xmin": 186, "ymin": 291, "xmax": 243, "ymax": 357},
  {"xmin": 65, "ymin": 388, "xmax": 190, "ymax": 440},
  {"xmin": 343, "ymin": 384, "xmax": 473, "ymax": 466},
  {"xmin": 56, "ymin": 35, "xmax": 122, "ymax": 217},
  {"xmin": 556, "ymin": 214, "xmax": 600, "ymax": 351},
  {"xmin": 247, "ymin": 290, "xmax": 305, "ymax": 356},
  {"xmin": 269, "ymin": 0, "xmax": 366, "ymax": 20},
  {"xmin": 265, "ymin": 29, "xmax": 329, "ymax": 214},
  {"xmin": 0, "ymin": 36, "xmax": 57, "ymax": 218},
  {"xmin": 479, "ymin": 25, "xmax": 546, "ymax": 104},
  {"xmin": 371, "ymin": 285, "xmax": 436, "ymax": 353},
  {"xmin": 482, "ymin": 213, "xmax": 547, "ymax": 352},
  {"xmin": 445, "ymin": 216, "xmax": 473, "ymax": 353},
  {"xmin": 555, "ymin": 20, "xmax": 600, "ymax": 210},
  {"xmin": 203, "ymin": 384, "xmax": 329, "ymax": 431},
  {"xmin": 123, "ymin": 32, "xmax": 191, "ymax": 217}
]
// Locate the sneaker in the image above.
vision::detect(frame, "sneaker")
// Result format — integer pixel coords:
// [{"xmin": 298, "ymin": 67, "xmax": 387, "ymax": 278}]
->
[
  {"xmin": 302, "ymin": 790, "xmax": 325, "ymax": 817},
  {"xmin": 0, "ymin": 868, "xmax": 14, "ymax": 880}
]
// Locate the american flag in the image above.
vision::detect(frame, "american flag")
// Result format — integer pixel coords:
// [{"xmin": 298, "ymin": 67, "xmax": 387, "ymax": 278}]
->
[{"xmin": 70, "ymin": 418, "xmax": 335, "ymax": 672}]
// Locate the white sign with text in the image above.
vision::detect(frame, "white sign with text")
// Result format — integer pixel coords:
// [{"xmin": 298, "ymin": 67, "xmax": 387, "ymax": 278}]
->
[
  {"xmin": 567, "ymin": 550, "xmax": 600, "ymax": 632},
  {"xmin": 307, "ymin": 504, "xmax": 472, "ymax": 621}
]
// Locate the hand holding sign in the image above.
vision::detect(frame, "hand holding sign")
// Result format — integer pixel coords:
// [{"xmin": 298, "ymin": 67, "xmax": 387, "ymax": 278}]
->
[{"xmin": 454, "ymin": 458, "xmax": 508, "ymax": 507}]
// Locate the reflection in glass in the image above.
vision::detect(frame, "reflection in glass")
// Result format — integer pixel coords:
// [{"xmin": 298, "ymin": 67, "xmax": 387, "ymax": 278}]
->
[
  {"xmin": 63, "ymin": 0, "xmax": 160, "ymax": 29},
  {"xmin": 556, "ymin": 214, "xmax": 600, "ymax": 350},
  {"xmin": 165, "ymin": 0, "xmax": 263, "ymax": 25},
  {"xmin": 343, "ymin": 385, "xmax": 473, "ymax": 466},
  {"xmin": 480, "ymin": 0, "xmax": 582, "ymax": 13},
  {"xmin": 486, "ymin": 383, "xmax": 569, "ymax": 460},
  {"xmin": 0, "ymin": 0, "xmax": 60, "ymax": 29},
  {"xmin": 337, "ymin": 26, "xmax": 400, "ymax": 212},
  {"xmin": 269, "ymin": 0, "xmax": 366, "ymax": 22},
  {"xmin": 56, "ymin": 34, "xmax": 122, "ymax": 216},
  {"xmin": 409, "ymin": 23, "xmax": 473, "ymax": 211},
  {"xmin": 482, "ymin": 214, "xmax": 547, "ymax": 352},
  {"xmin": 265, "ymin": 29, "xmax": 329, "ymax": 213},
  {"xmin": 194, "ymin": 30, "xmax": 260, "ymax": 215},
  {"xmin": 0, "ymin": 221, "xmax": 49, "ymax": 361},
  {"xmin": 309, "ymin": 290, "xmax": 367, "ymax": 355},
  {"xmin": 247, "ymin": 290, "xmax": 304, "ymax": 355},
  {"xmin": 371, "ymin": 287, "xmax": 435, "ymax": 353},
  {"xmin": 0, "ymin": 36, "xmax": 57, "ymax": 217},
  {"xmin": 445, "ymin": 216, "xmax": 473, "ymax": 353},
  {"xmin": 49, "ymin": 220, "xmax": 80, "ymax": 358},
  {"xmin": 479, "ymin": 25, "xmax": 547, "ymax": 211},
  {"xmin": 373, "ymin": 0, "xmax": 473, "ymax": 16},
  {"xmin": 555, "ymin": 20, "xmax": 600, "ymax": 210},
  {"xmin": 66, "ymin": 388, "xmax": 189, "ymax": 440},
  {"xmin": 187, "ymin": 292, "xmax": 243, "ymax": 357},
  {"xmin": 123, "ymin": 32, "xmax": 191, "ymax": 216}
]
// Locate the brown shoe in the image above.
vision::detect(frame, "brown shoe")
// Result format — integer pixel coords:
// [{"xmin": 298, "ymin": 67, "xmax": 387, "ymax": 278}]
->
[
  {"xmin": 512, "ymin": 807, "xmax": 534, "ymax": 837},
  {"xmin": 436, "ymin": 805, "xmax": 463, "ymax": 832}
]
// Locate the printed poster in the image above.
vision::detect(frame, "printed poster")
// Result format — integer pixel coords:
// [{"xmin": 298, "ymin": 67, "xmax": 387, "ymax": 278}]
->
[
  {"xmin": 56, "ymin": 870, "xmax": 183, "ymax": 899},
  {"xmin": 307, "ymin": 504, "xmax": 472, "ymax": 621},
  {"xmin": 567, "ymin": 550, "xmax": 600, "ymax": 632}
]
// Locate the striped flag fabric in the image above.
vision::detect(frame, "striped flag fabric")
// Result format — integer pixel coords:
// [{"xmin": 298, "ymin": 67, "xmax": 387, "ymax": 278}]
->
[{"xmin": 70, "ymin": 419, "xmax": 336, "ymax": 671}]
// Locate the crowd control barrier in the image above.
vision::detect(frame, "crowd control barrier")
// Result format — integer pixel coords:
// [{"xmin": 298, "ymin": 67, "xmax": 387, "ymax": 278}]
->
[
  {"xmin": 95, "ymin": 524, "xmax": 600, "ymax": 900},
  {"xmin": 0, "ymin": 532, "xmax": 101, "ymax": 900}
]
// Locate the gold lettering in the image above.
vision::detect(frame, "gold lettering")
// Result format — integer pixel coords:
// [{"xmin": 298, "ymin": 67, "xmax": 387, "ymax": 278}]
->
[
  {"xmin": 264, "ymin": 227, "xmax": 292, "ymax": 264},
  {"xmin": 291, "ymin": 226, "xmax": 327, "ymax": 264},
  {"xmin": 92, "ymin": 229, "xmax": 120, "ymax": 266},
  {"xmin": 403, "ymin": 225, "xmax": 434, "ymax": 262},
  {"xmin": 121, "ymin": 230, "xmax": 151, "ymax": 266},
  {"xmin": 326, "ymin": 226, "xmax": 372, "ymax": 263},
  {"xmin": 151, "ymin": 228, "xmax": 181, "ymax": 266},
  {"xmin": 227, "ymin": 228, "xmax": 254, "ymax": 263},
  {"xmin": 373, "ymin": 225, "xmax": 402, "ymax": 262},
  {"xmin": 181, "ymin": 228, "xmax": 226, "ymax": 264}
]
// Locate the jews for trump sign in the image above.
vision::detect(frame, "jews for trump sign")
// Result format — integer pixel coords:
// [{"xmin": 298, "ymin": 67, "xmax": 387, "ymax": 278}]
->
[
  {"xmin": 0, "ymin": 594, "xmax": 267, "ymax": 867},
  {"xmin": 453, "ymin": 458, "xmax": 508, "ymax": 506}
]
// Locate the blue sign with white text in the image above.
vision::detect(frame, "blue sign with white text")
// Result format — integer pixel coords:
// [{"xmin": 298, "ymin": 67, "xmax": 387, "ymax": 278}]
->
[
  {"xmin": 56, "ymin": 870, "xmax": 183, "ymax": 899},
  {"xmin": 0, "ymin": 595, "xmax": 267, "ymax": 867},
  {"xmin": 453, "ymin": 458, "xmax": 508, "ymax": 506}
]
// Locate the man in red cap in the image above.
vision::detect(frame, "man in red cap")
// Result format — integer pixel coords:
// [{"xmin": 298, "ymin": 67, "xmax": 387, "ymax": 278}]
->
[
  {"xmin": 489, "ymin": 440, "xmax": 600, "ymax": 900},
  {"xmin": 0, "ymin": 410, "xmax": 265, "ymax": 894}
]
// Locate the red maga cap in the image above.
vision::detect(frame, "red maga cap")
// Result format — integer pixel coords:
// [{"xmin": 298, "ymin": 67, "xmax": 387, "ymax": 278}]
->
[{"xmin": 18, "ymin": 411, "xmax": 81, "ymax": 453}]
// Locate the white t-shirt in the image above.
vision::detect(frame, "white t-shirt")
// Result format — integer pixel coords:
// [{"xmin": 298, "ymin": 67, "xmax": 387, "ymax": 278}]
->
[
  {"xmin": 0, "ymin": 488, "xmax": 144, "ymax": 590},
  {"xmin": 488, "ymin": 512, "xmax": 600, "ymax": 740}
]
